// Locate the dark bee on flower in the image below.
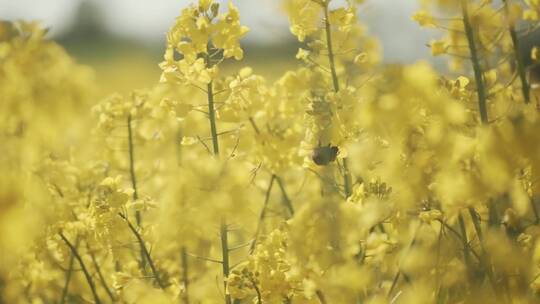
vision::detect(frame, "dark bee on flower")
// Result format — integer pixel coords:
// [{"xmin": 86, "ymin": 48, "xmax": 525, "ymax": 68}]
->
[{"xmin": 312, "ymin": 144, "xmax": 339, "ymax": 166}]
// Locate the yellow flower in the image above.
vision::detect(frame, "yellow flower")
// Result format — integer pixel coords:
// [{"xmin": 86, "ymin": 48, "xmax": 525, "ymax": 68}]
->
[
  {"xmin": 412, "ymin": 11, "xmax": 436, "ymax": 28},
  {"xmin": 284, "ymin": 0, "xmax": 322, "ymax": 41},
  {"xmin": 296, "ymin": 48, "xmax": 311, "ymax": 61},
  {"xmin": 198, "ymin": 0, "xmax": 212, "ymax": 11},
  {"xmin": 430, "ymin": 40, "xmax": 447, "ymax": 56},
  {"xmin": 418, "ymin": 209, "xmax": 442, "ymax": 223},
  {"xmin": 160, "ymin": 0, "xmax": 248, "ymax": 85}
]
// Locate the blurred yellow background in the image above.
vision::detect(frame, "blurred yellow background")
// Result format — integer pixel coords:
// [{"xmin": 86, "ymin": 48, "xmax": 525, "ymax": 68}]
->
[{"xmin": 0, "ymin": 0, "xmax": 437, "ymax": 95}]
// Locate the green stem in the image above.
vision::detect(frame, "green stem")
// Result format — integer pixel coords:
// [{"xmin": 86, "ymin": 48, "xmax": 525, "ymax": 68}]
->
[
  {"xmin": 248, "ymin": 117, "xmax": 260, "ymax": 134},
  {"xmin": 323, "ymin": 5, "xmax": 340, "ymax": 93},
  {"xmin": 248, "ymin": 117, "xmax": 295, "ymax": 218},
  {"xmin": 342, "ymin": 159, "xmax": 352, "ymax": 198},
  {"xmin": 316, "ymin": 290, "xmax": 327, "ymax": 304},
  {"xmin": 275, "ymin": 176, "xmax": 295, "ymax": 218},
  {"xmin": 387, "ymin": 226, "xmax": 419, "ymax": 298},
  {"xmin": 435, "ymin": 225, "xmax": 444, "ymax": 303},
  {"xmin": 248, "ymin": 277, "xmax": 262, "ymax": 304},
  {"xmin": 488, "ymin": 198, "xmax": 500, "ymax": 227},
  {"xmin": 438, "ymin": 220, "xmax": 481, "ymax": 261},
  {"xmin": 503, "ymin": 0, "xmax": 530, "ymax": 104},
  {"xmin": 59, "ymin": 233, "xmax": 101, "ymax": 304},
  {"xmin": 458, "ymin": 213, "xmax": 473, "ymax": 275},
  {"xmin": 531, "ymin": 197, "xmax": 540, "ymax": 224},
  {"xmin": 467, "ymin": 208, "xmax": 500, "ymax": 297},
  {"xmin": 127, "ymin": 114, "xmax": 147, "ymax": 273},
  {"xmin": 461, "ymin": 0, "xmax": 489, "ymax": 124},
  {"xmin": 207, "ymin": 80, "xmax": 220, "ymax": 156},
  {"xmin": 205, "ymin": 49, "xmax": 227, "ymax": 303},
  {"xmin": 127, "ymin": 115, "xmax": 141, "ymax": 224},
  {"xmin": 323, "ymin": 3, "xmax": 352, "ymax": 197},
  {"xmin": 250, "ymin": 175, "xmax": 276, "ymax": 253},
  {"xmin": 220, "ymin": 221, "xmax": 232, "ymax": 304},
  {"xmin": 60, "ymin": 242, "xmax": 77, "ymax": 304},
  {"xmin": 205, "ymin": 53, "xmax": 220, "ymax": 156},
  {"xmin": 181, "ymin": 247, "xmax": 190, "ymax": 304},
  {"xmin": 457, "ymin": 212, "xmax": 498, "ymax": 295},
  {"xmin": 88, "ymin": 245, "xmax": 115, "ymax": 302},
  {"xmin": 467, "ymin": 207, "xmax": 483, "ymax": 244},
  {"xmin": 119, "ymin": 213, "xmax": 165, "ymax": 289}
]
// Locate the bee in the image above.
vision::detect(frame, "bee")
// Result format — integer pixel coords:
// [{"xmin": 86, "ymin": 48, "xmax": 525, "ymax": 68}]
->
[{"xmin": 312, "ymin": 143, "xmax": 339, "ymax": 166}]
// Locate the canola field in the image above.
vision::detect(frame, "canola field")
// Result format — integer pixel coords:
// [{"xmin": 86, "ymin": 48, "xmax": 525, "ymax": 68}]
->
[{"xmin": 3, "ymin": 0, "xmax": 540, "ymax": 303}]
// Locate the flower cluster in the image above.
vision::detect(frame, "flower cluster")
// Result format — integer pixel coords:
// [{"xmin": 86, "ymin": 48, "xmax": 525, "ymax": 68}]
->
[{"xmin": 4, "ymin": 0, "xmax": 540, "ymax": 303}]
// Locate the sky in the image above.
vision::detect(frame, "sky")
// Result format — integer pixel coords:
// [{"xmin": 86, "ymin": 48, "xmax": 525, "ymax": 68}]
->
[{"xmin": 0, "ymin": 0, "xmax": 438, "ymax": 63}]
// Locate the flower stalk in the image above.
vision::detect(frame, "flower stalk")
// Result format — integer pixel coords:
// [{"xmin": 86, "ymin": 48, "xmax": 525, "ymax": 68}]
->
[
  {"xmin": 323, "ymin": 3, "xmax": 352, "ymax": 197},
  {"xmin": 250, "ymin": 174, "xmax": 276, "ymax": 253},
  {"xmin": 127, "ymin": 114, "xmax": 141, "ymax": 225},
  {"xmin": 275, "ymin": 176, "xmax": 295, "ymax": 218},
  {"xmin": 127, "ymin": 114, "xmax": 147, "ymax": 272},
  {"xmin": 502, "ymin": 0, "xmax": 530, "ymax": 104},
  {"xmin": 220, "ymin": 221, "xmax": 232, "ymax": 304},
  {"xmin": 248, "ymin": 117, "xmax": 295, "ymax": 217},
  {"xmin": 460, "ymin": 0, "xmax": 489, "ymax": 124},
  {"xmin": 60, "ymin": 243, "xmax": 77, "ymax": 304},
  {"xmin": 206, "ymin": 53, "xmax": 220, "ymax": 156},
  {"xmin": 59, "ymin": 233, "xmax": 101, "ymax": 304},
  {"xmin": 88, "ymin": 245, "xmax": 115, "ymax": 302},
  {"xmin": 181, "ymin": 246, "xmax": 190, "ymax": 304},
  {"xmin": 119, "ymin": 212, "xmax": 166, "ymax": 289}
]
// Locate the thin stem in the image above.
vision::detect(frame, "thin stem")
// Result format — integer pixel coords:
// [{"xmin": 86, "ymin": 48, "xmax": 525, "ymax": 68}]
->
[
  {"xmin": 435, "ymin": 225, "xmax": 444, "ymax": 302},
  {"xmin": 229, "ymin": 241, "xmax": 252, "ymax": 252},
  {"xmin": 248, "ymin": 277, "xmax": 262, "ymax": 304},
  {"xmin": 341, "ymin": 159, "xmax": 352, "ymax": 197},
  {"xmin": 248, "ymin": 117, "xmax": 260, "ymax": 134},
  {"xmin": 323, "ymin": 5, "xmax": 339, "ymax": 93},
  {"xmin": 457, "ymin": 211, "xmax": 498, "ymax": 294},
  {"xmin": 275, "ymin": 176, "xmax": 295, "ymax": 218},
  {"xmin": 206, "ymin": 54, "xmax": 219, "ymax": 156},
  {"xmin": 118, "ymin": 213, "xmax": 166, "ymax": 289},
  {"xmin": 250, "ymin": 175, "xmax": 276, "ymax": 253},
  {"xmin": 181, "ymin": 247, "xmax": 190, "ymax": 304},
  {"xmin": 467, "ymin": 208, "xmax": 500, "ymax": 297},
  {"xmin": 248, "ymin": 117, "xmax": 294, "ymax": 217},
  {"xmin": 461, "ymin": 0, "xmax": 489, "ymax": 124},
  {"xmin": 60, "ymin": 241, "xmax": 77, "ymax": 304},
  {"xmin": 488, "ymin": 198, "xmax": 500, "ymax": 227},
  {"xmin": 88, "ymin": 245, "xmax": 115, "ymax": 302},
  {"xmin": 316, "ymin": 290, "xmax": 327, "ymax": 304},
  {"xmin": 127, "ymin": 115, "xmax": 147, "ymax": 274},
  {"xmin": 458, "ymin": 213, "xmax": 472, "ymax": 272},
  {"xmin": 387, "ymin": 226, "xmax": 419, "ymax": 298},
  {"xmin": 127, "ymin": 114, "xmax": 146, "ymax": 272},
  {"xmin": 208, "ymin": 80, "xmax": 219, "ymax": 155},
  {"xmin": 186, "ymin": 252, "xmax": 222, "ymax": 264},
  {"xmin": 503, "ymin": 0, "xmax": 530, "ymax": 104},
  {"xmin": 220, "ymin": 221, "xmax": 232, "ymax": 304},
  {"xmin": 531, "ymin": 197, "xmax": 540, "ymax": 224},
  {"xmin": 437, "ymin": 220, "xmax": 481, "ymax": 261},
  {"xmin": 323, "ymin": 3, "xmax": 352, "ymax": 197},
  {"xmin": 127, "ymin": 115, "xmax": 141, "ymax": 224},
  {"xmin": 59, "ymin": 233, "xmax": 101, "ymax": 304},
  {"xmin": 467, "ymin": 207, "xmax": 483, "ymax": 244},
  {"xmin": 388, "ymin": 271, "xmax": 402, "ymax": 299}
]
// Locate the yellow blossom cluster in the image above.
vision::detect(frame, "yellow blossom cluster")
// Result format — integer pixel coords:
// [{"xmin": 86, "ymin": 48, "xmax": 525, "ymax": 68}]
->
[{"xmin": 4, "ymin": 0, "xmax": 540, "ymax": 303}]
